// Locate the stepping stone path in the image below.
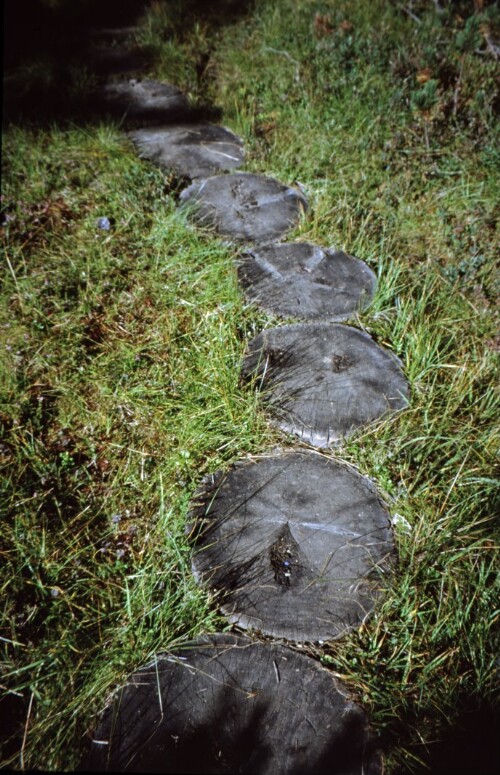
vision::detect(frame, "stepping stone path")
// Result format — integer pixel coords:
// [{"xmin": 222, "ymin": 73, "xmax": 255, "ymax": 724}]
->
[
  {"xmin": 98, "ymin": 79, "xmax": 192, "ymax": 123},
  {"xmin": 83, "ymin": 23, "xmax": 410, "ymax": 773},
  {"xmin": 87, "ymin": 29, "xmax": 149, "ymax": 77},
  {"xmin": 85, "ymin": 634, "xmax": 382, "ymax": 775},
  {"xmin": 180, "ymin": 172, "xmax": 308, "ymax": 242},
  {"xmin": 241, "ymin": 323, "xmax": 409, "ymax": 447},
  {"xmin": 237, "ymin": 242, "xmax": 377, "ymax": 320},
  {"xmin": 189, "ymin": 451, "xmax": 395, "ymax": 641},
  {"xmin": 129, "ymin": 123, "xmax": 245, "ymax": 178}
]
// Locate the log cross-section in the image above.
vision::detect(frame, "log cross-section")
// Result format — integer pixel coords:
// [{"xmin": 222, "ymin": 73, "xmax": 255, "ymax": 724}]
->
[
  {"xmin": 84, "ymin": 634, "xmax": 383, "ymax": 775},
  {"xmin": 188, "ymin": 451, "xmax": 396, "ymax": 642}
]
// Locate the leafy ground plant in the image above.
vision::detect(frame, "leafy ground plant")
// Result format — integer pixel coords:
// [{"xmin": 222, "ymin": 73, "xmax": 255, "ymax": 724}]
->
[{"xmin": 2, "ymin": 0, "xmax": 499, "ymax": 772}]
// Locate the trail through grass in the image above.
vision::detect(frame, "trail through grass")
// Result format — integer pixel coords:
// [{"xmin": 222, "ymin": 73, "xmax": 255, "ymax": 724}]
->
[{"xmin": 2, "ymin": 1, "xmax": 499, "ymax": 772}]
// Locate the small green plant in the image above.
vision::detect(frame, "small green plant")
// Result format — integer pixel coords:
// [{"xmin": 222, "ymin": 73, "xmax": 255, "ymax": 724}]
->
[
  {"xmin": 411, "ymin": 78, "xmax": 440, "ymax": 149},
  {"xmin": 58, "ymin": 451, "xmax": 74, "ymax": 471},
  {"xmin": 456, "ymin": 14, "xmax": 483, "ymax": 53},
  {"xmin": 411, "ymin": 78, "xmax": 439, "ymax": 113}
]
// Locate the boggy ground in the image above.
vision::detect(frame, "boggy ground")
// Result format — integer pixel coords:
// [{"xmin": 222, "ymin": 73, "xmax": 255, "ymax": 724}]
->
[{"xmin": 1, "ymin": 1, "xmax": 499, "ymax": 773}]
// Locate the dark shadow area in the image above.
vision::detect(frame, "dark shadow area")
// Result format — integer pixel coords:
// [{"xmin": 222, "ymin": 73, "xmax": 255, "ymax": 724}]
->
[
  {"xmin": 80, "ymin": 635, "xmax": 383, "ymax": 774},
  {"xmin": 0, "ymin": 691, "xmax": 28, "ymax": 765},
  {"xmin": 82, "ymin": 677, "xmax": 381, "ymax": 775},
  {"xmin": 3, "ymin": 0, "xmax": 147, "ymax": 125},
  {"xmin": 420, "ymin": 702, "xmax": 500, "ymax": 775},
  {"xmin": 84, "ymin": 684, "xmax": 273, "ymax": 774},
  {"xmin": 290, "ymin": 709, "xmax": 383, "ymax": 775},
  {"xmin": 382, "ymin": 696, "xmax": 500, "ymax": 775},
  {"xmin": 2, "ymin": 0, "xmax": 254, "ymax": 128}
]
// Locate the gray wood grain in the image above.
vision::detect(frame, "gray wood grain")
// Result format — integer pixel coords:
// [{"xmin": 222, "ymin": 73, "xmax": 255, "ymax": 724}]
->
[
  {"xmin": 129, "ymin": 122, "xmax": 245, "ymax": 178},
  {"xmin": 188, "ymin": 451, "xmax": 395, "ymax": 641},
  {"xmin": 179, "ymin": 173, "xmax": 308, "ymax": 241},
  {"xmin": 242, "ymin": 322, "xmax": 409, "ymax": 445},
  {"xmin": 96, "ymin": 79, "xmax": 190, "ymax": 120},
  {"xmin": 237, "ymin": 242, "xmax": 377, "ymax": 320},
  {"xmin": 84, "ymin": 634, "xmax": 383, "ymax": 774}
]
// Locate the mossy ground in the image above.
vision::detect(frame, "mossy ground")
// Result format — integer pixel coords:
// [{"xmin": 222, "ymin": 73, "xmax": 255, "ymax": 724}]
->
[{"xmin": 1, "ymin": 1, "xmax": 499, "ymax": 772}]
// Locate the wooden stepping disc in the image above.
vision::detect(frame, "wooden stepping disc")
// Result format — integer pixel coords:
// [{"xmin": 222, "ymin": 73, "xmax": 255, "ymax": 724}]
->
[
  {"xmin": 89, "ymin": 27, "xmax": 139, "ymax": 43},
  {"xmin": 97, "ymin": 79, "xmax": 191, "ymax": 123},
  {"xmin": 241, "ymin": 323, "xmax": 409, "ymax": 446},
  {"xmin": 189, "ymin": 452, "xmax": 395, "ymax": 642},
  {"xmin": 129, "ymin": 123, "xmax": 245, "ymax": 178},
  {"xmin": 237, "ymin": 242, "xmax": 377, "ymax": 320},
  {"xmin": 179, "ymin": 173, "xmax": 308, "ymax": 242},
  {"xmin": 88, "ymin": 48, "xmax": 148, "ymax": 78},
  {"xmin": 84, "ymin": 633, "xmax": 382, "ymax": 774}
]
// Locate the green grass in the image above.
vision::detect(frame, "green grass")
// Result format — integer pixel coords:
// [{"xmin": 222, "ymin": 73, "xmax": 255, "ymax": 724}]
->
[{"xmin": 2, "ymin": 0, "xmax": 499, "ymax": 772}]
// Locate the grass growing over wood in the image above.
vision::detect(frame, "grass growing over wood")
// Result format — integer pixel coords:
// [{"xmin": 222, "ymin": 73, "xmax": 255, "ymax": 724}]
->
[{"xmin": 2, "ymin": 0, "xmax": 499, "ymax": 772}]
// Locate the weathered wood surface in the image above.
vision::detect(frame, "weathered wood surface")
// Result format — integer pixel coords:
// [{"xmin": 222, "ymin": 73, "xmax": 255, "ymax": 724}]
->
[
  {"xmin": 88, "ymin": 47, "xmax": 148, "ymax": 77},
  {"xmin": 89, "ymin": 27, "xmax": 140, "ymax": 42},
  {"xmin": 77, "ymin": 21, "xmax": 408, "ymax": 773},
  {"xmin": 188, "ymin": 452, "xmax": 395, "ymax": 641},
  {"xmin": 179, "ymin": 173, "xmax": 308, "ymax": 242},
  {"xmin": 95, "ymin": 79, "xmax": 192, "ymax": 123},
  {"xmin": 129, "ymin": 122, "xmax": 245, "ymax": 178},
  {"xmin": 237, "ymin": 242, "xmax": 377, "ymax": 320},
  {"xmin": 84, "ymin": 634, "xmax": 383, "ymax": 774},
  {"xmin": 86, "ymin": 19, "xmax": 148, "ymax": 77},
  {"xmin": 241, "ymin": 322, "xmax": 409, "ymax": 446}
]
